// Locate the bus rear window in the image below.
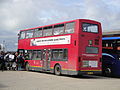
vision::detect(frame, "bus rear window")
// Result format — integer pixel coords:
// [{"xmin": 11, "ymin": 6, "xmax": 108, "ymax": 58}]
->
[
  {"xmin": 82, "ymin": 23, "xmax": 98, "ymax": 33},
  {"xmin": 86, "ymin": 47, "xmax": 98, "ymax": 54}
]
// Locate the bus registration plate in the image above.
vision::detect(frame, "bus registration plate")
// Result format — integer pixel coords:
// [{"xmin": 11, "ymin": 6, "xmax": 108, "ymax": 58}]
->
[{"xmin": 87, "ymin": 72, "xmax": 93, "ymax": 74}]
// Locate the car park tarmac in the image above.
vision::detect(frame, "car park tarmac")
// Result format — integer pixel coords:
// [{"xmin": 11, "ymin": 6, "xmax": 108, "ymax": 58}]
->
[{"xmin": 0, "ymin": 71, "xmax": 120, "ymax": 90}]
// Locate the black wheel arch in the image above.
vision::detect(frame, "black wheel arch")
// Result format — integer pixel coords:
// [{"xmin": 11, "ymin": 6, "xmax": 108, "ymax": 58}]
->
[{"xmin": 54, "ymin": 63, "xmax": 61, "ymax": 70}]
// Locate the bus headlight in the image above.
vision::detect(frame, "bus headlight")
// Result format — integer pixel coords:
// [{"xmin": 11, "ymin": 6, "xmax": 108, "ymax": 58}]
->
[{"xmin": 118, "ymin": 58, "xmax": 120, "ymax": 60}]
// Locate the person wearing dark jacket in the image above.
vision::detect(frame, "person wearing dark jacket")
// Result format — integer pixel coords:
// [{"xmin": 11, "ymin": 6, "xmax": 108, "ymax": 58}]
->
[
  {"xmin": 17, "ymin": 53, "xmax": 24, "ymax": 70},
  {"xmin": 12, "ymin": 52, "xmax": 18, "ymax": 70},
  {"xmin": 0, "ymin": 51, "xmax": 5, "ymax": 71}
]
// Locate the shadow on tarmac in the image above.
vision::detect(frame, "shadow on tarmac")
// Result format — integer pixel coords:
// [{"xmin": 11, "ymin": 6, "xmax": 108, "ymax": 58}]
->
[
  {"xmin": 28, "ymin": 70, "xmax": 119, "ymax": 79},
  {"xmin": 0, "ymin": 83, "xmax": 8, "ymax": 88}
]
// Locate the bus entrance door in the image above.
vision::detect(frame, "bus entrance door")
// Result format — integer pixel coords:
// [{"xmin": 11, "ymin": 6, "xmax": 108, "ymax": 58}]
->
[{"xmin": 42, "ymin": 49, "xmax": 51, "ymax": 71}]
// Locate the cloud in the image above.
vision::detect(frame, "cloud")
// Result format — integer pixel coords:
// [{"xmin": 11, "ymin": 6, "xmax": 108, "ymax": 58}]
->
[
  {"xmin": 83, "ymin": 0, "xmax": 120, "ymax": 31},
  {"xmin": 0, "ymin": 0, "xmax": 120, "ymax": 51}
]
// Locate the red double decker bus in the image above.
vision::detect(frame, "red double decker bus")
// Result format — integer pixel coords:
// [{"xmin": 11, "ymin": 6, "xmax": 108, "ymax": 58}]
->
[{"xmin": 18, "ymin": 19, "xmax": 102, "ymax": 75}]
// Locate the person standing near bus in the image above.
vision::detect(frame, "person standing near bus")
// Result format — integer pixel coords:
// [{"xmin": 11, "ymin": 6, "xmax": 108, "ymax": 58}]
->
[
  {"xmin": 0, "ymin": 52, "xmax": 2, "ymax": 70},
  {"xmin": 17, "ymin": 53, "xmax": 24, "ymax": 70},
  {"xmin": 11, "ymin": 52, "xmax": 18, "ymax": 70},
  {"xmin": 8, "ymin": 52, "xmax": 15, "ymax": 70},
  {"xmin": 0, "ymin": 51, "xmax": 5, "ymax": 71}
]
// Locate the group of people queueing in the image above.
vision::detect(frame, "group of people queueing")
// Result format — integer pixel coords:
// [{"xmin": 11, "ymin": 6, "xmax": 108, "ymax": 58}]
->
[{"xmin": 0, "ymin": 51, "xmax": 25, "ymax": 71}]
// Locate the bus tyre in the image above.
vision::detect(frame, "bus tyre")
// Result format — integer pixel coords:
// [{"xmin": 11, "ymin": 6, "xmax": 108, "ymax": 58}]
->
[
  {"xmin": 54, "ymin": 65, "xmax": 61, "ymax": 76},
  {"xmin": 104, "ymin": 68, "xmax": 111, "ymax": 76},
  {"xmin": 25, "ymin": 63, "xmax": 30, "ymax": 71}
]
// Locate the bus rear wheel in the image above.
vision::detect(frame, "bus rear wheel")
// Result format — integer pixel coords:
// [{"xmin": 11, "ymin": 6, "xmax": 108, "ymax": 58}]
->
[
  {"xmin": 104, "ymin": 68, "xmax": 111, "ymax": 76},
  {"xmin": 25, "ymin": 63, "xmax": 30, "ymax": 71},
  {"xmin": 54, "ymin": 65, "xmax": 61, "ymax": 76}
]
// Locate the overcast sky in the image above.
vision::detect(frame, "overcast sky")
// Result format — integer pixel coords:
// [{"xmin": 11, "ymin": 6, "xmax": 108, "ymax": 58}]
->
[{"xmin": 0, "ymin": 0, "xmax": 120, "ymax": 51}]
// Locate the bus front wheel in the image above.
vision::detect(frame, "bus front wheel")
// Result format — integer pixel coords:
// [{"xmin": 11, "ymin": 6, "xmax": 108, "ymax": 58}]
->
[{"xmin": 54, "ymin": 64, "xmax": 61, "ymax": 76}]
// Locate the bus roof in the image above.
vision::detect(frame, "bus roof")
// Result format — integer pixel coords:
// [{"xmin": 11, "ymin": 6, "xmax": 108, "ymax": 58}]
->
[
  {"xmin": 19, "ymin": 19, "xmax": 100, "ymax": 32},
  {"xmin": 102, "ymin": 37, "xmax": 120, "ymax": 40},
  {"xmin": 103, "ymin": 30, "xmax": 120, "ymax": 35}
]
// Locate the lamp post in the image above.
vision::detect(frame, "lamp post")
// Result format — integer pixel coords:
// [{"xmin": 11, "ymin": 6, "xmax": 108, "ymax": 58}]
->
[{"xmin": 3, "ymin": 40, "xmax": 5, "ymax": 52}]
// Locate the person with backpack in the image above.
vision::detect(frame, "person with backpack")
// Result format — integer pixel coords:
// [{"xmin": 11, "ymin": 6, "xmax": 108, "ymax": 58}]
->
[{"xmin": 4, "ymin": 52, "xmax": 15, "ymax": 70}]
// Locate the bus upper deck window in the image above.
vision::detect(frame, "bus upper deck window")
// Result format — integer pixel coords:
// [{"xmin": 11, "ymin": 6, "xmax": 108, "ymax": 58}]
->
[
  {"xmin": 26, "ymin": 30, "xmax": 34, "ymax": 38},
  {"xmin": 65, "ymin": 22, "xmax": 75, "ymax": 34},
  {"xmin": 54, "ymin": 24, "xmax": 64, "ymax": 35},
  {"xmin": 43, "ymin": 26, "xmax": 53, "ymax": 36},
  {"xmin": 34, "ymin": 28, "xmax": 43, "ymax": 37},
  {"xmin": 82, "ymin": 23, "xmax": 98, "ymax": 33},
  {"xmin": 19, "ymin": 31, "xmax": 26, "ymax": 39}
]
